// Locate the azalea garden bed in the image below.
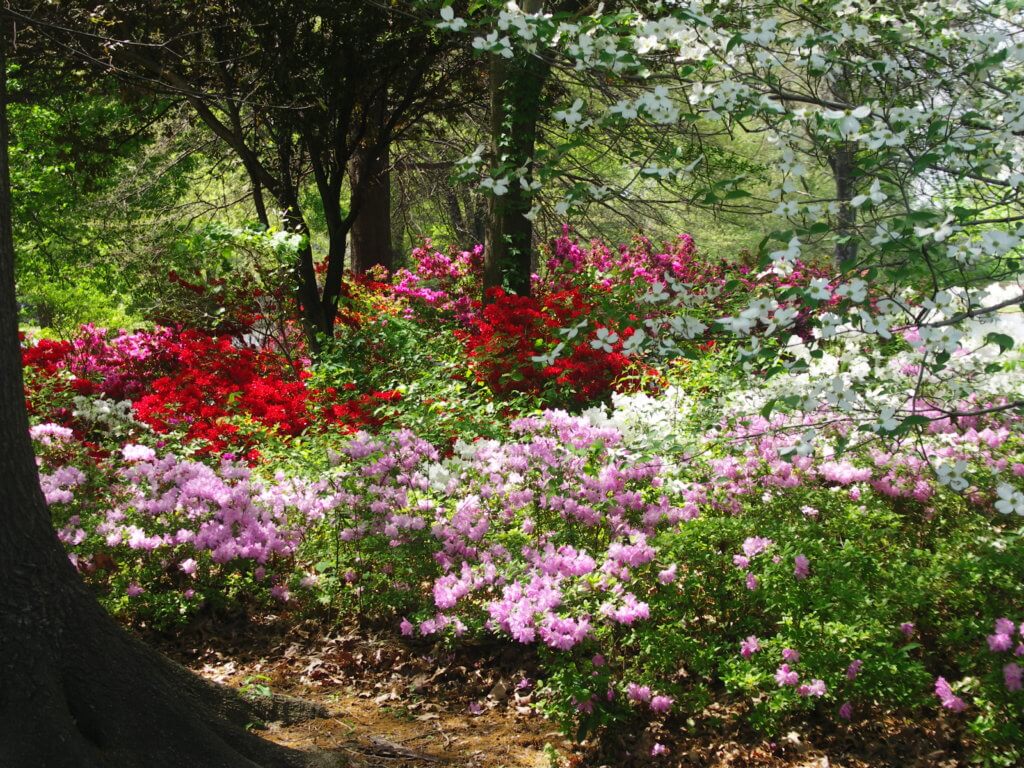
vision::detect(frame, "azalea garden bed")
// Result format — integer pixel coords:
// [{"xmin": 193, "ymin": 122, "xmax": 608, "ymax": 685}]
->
[{"xmin": 24, "ymin": 233, "xmax": 1024, "ymax": 765}]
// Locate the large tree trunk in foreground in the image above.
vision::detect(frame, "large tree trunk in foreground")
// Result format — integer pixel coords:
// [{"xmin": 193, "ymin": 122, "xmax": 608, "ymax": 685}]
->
[{"xmin": 0, "ymin": 33, "xmax": 309, "ymax": 768}]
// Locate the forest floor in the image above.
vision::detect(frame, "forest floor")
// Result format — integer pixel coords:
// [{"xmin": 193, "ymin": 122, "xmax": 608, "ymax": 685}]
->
[{"xmin": 153, "ymin": 617, "xmax": 967, "ymax": 768}]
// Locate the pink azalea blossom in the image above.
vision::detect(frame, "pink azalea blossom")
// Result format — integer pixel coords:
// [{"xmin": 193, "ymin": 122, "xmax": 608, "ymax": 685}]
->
[
  {"xmin": 650, "ymin": 695, "xmax": 674, "ymax": 714},
  {"xmin": 741, "ymin": 635, "xmax": 761, "ymax": 659},
  {"xmin": 934, "ymin": 677, "xmax": 967, "ymax": 712},
  {"xmin": 794, "ymin": 554, "xmax": 810, "ymax": 580},
  {"xmin": 775, "ymin": 664, "xmax": 799, "ymax": 687}
]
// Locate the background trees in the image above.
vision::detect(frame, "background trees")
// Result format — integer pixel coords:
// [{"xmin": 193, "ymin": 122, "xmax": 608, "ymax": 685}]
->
[{"xmin": 16, "ymin": 1, "xmax": 478, "ymax": 342}]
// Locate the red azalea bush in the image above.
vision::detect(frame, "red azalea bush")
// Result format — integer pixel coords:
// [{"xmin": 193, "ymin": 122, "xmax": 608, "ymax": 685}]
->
[
  {"xmin": 131, "ymin": 331, "xmax": 312, "ymax": 454},
  {"xmin": 462, "ymin": 287, "xmax": 646, "ymax": 406},
  {"xmin": 22, "ymin": 326, "xmax": 399, "ymax": 460}
]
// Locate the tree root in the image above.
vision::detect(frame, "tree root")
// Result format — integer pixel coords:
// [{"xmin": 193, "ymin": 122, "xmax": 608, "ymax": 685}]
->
[{"xmin": 0, "ymin": 568, "xmax": 318, "ymax": 768}]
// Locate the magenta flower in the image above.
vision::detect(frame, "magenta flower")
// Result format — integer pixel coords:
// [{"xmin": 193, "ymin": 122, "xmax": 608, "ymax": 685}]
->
[
  {"xmin": 899, "ymin": 622, "xmax": 915, "ymax": 638},
  {"xmin": 651, "ymin": 743, "xmax": 669, "ymax": 757},
  {"xmin": 934, "ymin": 677, "xmax": 967, "ymax": 712},
  {"xmin": 399, "ymin": 617, "xmax": 414, "ymax": 636},
  {"xmin": 798, "ymin": 679, "xmax": 826, "ymax": 697},
  {"xmin": 742, "ymin": 536, "xmax": 773, "ymax": 558},
  {"xmin": 995, "ymin": 618, "xmax": 1016, "ymax": 635},
  {"xmin": 126, "ymin": 583, "xmax": 144, "ymax": 597},
  {"xmin": 782, "ymin": 648, "xmax": 800, "ymax": 663},
  {"xmin": 745, "ymin": 572, "xmax": 759, "ymax": 591},
  {"xmin": 740, "ymin": 635, "xmax": 761, "ymax": 659},
  {"xmin": 269, "ymin": 584, "xmax": 290, "ymax": 602},
  {"xmin": 846, "ymin": 659, "xmax": 863, "ymax": 680},
  {"xmin": 793, "ymin": 554, "xmax": 810, "ymax": 580},
  {"xmin": 775, "ymin": 664, "xmax": 799, "ymax": 687},
  {"xmin": 650, "ymin": 695, "xmax": 674, "ymax": 714},
  {"xmin": 627, "ymin": 683, "xmax": 652, "ymax": 703},
  {"xmin": 988, "ymin": 633, "xmax": 1013, "ymax": 652},
  {"xmin": 838, "ymin": 701, "xmax": 853, "ymax": 720}
]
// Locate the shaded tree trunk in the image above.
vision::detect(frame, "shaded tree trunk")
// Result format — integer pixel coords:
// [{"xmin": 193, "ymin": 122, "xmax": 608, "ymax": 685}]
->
[
  {"xmin": 830, "ymin": 142, "xmax": 859, "ymax": 269},
  {"xmin": 483, "ymin": 0, "xmax": 549, "ymax": 300},
  {"xmin": 349, "ymin": 142, "xmax": 394, "ymax": 275},
  {"xmin": 0, "ymin": 32, "xmax": 306, "ymax": 768}
]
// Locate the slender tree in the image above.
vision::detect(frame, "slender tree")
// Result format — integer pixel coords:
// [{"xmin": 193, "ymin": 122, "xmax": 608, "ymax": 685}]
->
[{"xmin": 482, "ymin": 0, "xmax": 551, "ymax": 298}]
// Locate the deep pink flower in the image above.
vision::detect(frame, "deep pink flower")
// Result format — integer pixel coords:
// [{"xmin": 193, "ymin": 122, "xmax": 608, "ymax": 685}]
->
[
  {"xmin": 775, "ymin": 664, "xmax": 799, "ymax": 687},
  {"xmin": 740, "ymin": 635, "xmax": 761, "ymax": 659},
  {"xmin": 798, "ymin": 679, "xmax": 826, "ymax": 697},
  {"xmin": 934, "ymin": 677, "xmax": 966, "ymax": 712},
  {"xmin": 989, "ymin": 633, "xmax": 1013, "ymax": 652},
  {"xmin": 650, "ymin": 695, "xmax": 673, "ymax": 714},
  {"xmin": 627, "ymin": 683, "xmax": 652, "ymax": 703}
]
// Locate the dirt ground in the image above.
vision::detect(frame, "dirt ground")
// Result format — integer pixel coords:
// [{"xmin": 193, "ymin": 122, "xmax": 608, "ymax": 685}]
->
[{"xmin": 154, "ymin": 617, "xmax": 967, "ymax": 768}]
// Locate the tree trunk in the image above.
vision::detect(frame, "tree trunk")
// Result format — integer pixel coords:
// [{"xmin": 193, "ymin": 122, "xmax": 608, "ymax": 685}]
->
[
  {"xmin": 0, "ymin": 34, "xmax": 304, "ymax": 768},
  {"xmin": 349, "ymin": 142, "xmax": 394, "ymax": 275},
  {"xmin": 483, "ymin": 0, "xmax": 549, "ymax": 300},
  {"xmin": 830, "ymin": 142, "xmax": 859, "ymax": 269},
  {"xmin": 279, "ymin": 199, "xmax": 329, "ymax": 352}
]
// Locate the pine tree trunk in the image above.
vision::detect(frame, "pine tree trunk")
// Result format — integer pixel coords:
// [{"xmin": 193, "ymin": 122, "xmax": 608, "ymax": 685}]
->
[{"xmin": 0, "ymin": 32, "xmax": 306, "ymax": 768}]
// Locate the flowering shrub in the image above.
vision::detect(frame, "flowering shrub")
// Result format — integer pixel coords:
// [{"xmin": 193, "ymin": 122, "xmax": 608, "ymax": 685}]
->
[
  {"xmin": 22, "ymin": 326, "xmax": 398, "ymax": 459},
  {"xmin": 389, "ymin": 241, "xmax": 483, "ymax": 325},
  {"xmin": 461, "ymin": 287, "xmax": 646, "ymax": 406},
  {"xmin": 34, "ymin": 429, "xmax": 330, "ymax": 626}
]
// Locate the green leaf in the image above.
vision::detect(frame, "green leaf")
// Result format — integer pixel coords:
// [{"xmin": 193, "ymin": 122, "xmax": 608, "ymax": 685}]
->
[{"xmin": 985, "ymin": 332, "xmax": 1015, "ymax": 353}]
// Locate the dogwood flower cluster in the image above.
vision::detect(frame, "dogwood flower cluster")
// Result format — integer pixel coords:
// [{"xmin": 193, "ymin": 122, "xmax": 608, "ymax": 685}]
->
[{"xmin": 431, "ymin": 0, "xmax": 1024, "ymax": 442}]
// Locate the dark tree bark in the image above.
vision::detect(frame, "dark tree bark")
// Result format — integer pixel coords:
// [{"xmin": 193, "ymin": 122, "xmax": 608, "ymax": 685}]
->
[
  {"xmin": 0, "ymin": 32, "xmax": 310, "ymax": 768},
  {"xmin": 830, "ymin": 142, "xmax": 859, "ymax": 269},
  {"xmin": 349, "ymin": 146, "xmax": 394, "ymax": 275},
  {"xmin": 483, "ymin": 40, "xmax": 549, "ymax": 299},
  {"xmin": 348, "ymin": 105, "xmax": 394, "ymax": 276}
]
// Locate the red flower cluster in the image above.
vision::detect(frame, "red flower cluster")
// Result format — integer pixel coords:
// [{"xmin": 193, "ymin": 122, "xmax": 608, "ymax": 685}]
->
[
  {"xmin": 22, "ymin": 328, "xmax": 399, "ymax": 459},
  {"xmin": 132, "ymin": 332, "xmax": 311, "ymax": 453},
  {"xmin": 22, "ymin": 337, "xmax": 73, "ymax": 373},
  {"xmin": 462, "ymin": 288, "xmax": 636, "ymax": 405}
]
